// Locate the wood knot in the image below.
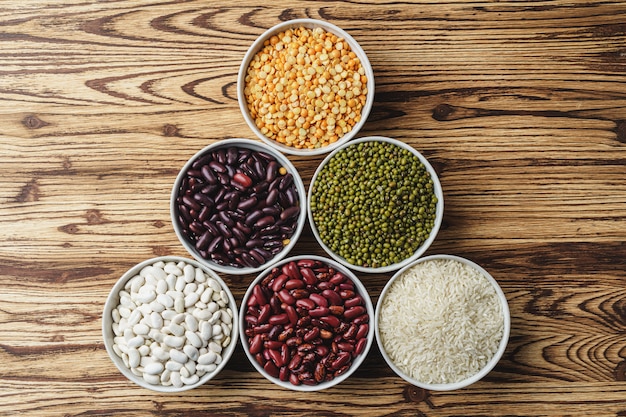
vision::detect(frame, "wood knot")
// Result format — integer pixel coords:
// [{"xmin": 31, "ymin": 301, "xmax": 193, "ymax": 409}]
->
[
  {"xmin": 15, "ymin": 179, "xmax": 40, "ymax": 202},
  {"xmin": 163, "ymin": 124, "xmax": 180, "ymax": 137},
  {"xmin": 404, "ymin": 384, "xmax": 429, "ymax": 403},
  {"xmin": 615, "ymin": 120, "xmax": 626, "ymax": 143},
  {"xmin": 614, "ymin": 360, "xmax": 626, "ymax": 381},
  {"xmin": 22, "ymin": 115, "xmax": 50, "ymax": 129},
  {"xmin": 432, "ymin": 103, "xmax": 455, "ymax": 121},
  {"xmin": 84, "ymin": 209, "xmax": 107, "ymax": 225}
]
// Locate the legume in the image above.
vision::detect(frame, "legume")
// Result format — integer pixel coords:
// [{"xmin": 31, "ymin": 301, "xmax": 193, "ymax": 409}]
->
[
  {"xmin": 243, "ymin": 258, "xmax": 370, "ymax": 386},
  {"xmin": 175, "ymin": 146, "xmax": 301, "ymax": 269},
  {"xmin": 110, "ymin": 260, "xmax": 234, "ymax": 388},
  {"xmin": 244, "ymin": 26, "xmax": 368, "ymax": 150},
  {"xmin": 309, "ymin": 140, "xmax": 438, "ymax": 268}
]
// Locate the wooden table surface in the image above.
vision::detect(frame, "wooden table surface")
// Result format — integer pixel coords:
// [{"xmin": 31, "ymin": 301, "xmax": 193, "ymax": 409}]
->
[{"xmin": 1, "ymin": 1, "xmax": 626, "ymax": 416}]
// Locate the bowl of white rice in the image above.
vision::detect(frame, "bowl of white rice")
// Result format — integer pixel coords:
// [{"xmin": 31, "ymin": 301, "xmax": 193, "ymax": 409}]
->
[{"xmin": 374, "ymin": 254, "xmax": 510, "ymax": 391}]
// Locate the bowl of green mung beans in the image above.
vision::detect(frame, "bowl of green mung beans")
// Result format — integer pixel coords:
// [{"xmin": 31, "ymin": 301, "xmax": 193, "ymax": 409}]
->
[{"xmin": 307, "ymin": 136, "xmax": 443, "ymax": 273}]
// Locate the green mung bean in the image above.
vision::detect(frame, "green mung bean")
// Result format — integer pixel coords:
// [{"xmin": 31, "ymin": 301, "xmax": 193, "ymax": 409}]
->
[{"xmin": 310, "ymin": 140, "xmax": 438, "ymax": 268}]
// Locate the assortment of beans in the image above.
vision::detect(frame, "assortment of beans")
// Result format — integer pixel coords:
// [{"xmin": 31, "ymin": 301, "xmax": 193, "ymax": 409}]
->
[
  {"xmin": 242, "ymin": 258, "xmax": 370, "ymax": 387},
  {"xmin": 310, "ymin": 140, "xmax": 439, "ymax": 269},
  {"xmin": 110, "ymin": 260, "xmax": 234, "ymax": 388},
  {"xmin": 174, "ymin": 145, "xmax": 301, "ymax": 269},
  {"xmin": 243, "ymin": 26, "xmax": 368, "ymax": 150}
]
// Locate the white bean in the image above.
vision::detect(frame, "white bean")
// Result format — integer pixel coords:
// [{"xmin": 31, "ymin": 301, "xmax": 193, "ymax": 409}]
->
[
  {"xmin": 194, "ymin": 267, "xmax": 206, "ymax": 283},
  {"xmin": 170, "ymin": 371, "xmax": 183, "ymax": 388},
  {"xmin": 169, "ymin": 349, "xmax": 188, "ymax": 364},
  {"xmin": 166, "ymin": 360, "xmax": 184, "ymax": 372},
  {"xmin": 181, "ymin": 374, "xmax": 199, "ymax": 386},
  {"xmin": 198, "ymin": 351, "xmax": 216, "ymax": 365},
  {"xmin": 128, "ymin": 348, "xmax": 140, "ymax": 369},
  {"xmin": 164, "ymin": 263, "xmax": 182, "ymax": 276},
  {"xmin": 163, "ymin": 335, "xmax": 184, "ymax": 348},
  {"xmin": 183, "ymin": 264, "xmax": 195, "ymax": 283},
  {"xmin": 144, "ymin": 362, "xmax": 164, "ymax": 375}
]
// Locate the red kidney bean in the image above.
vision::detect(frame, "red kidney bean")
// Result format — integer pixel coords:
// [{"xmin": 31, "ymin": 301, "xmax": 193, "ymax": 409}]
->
[
  {"xmin": 175, "ymin": 145, "xmax": 301, "ymax": 268},
  {"xmin": 321, "ymin": 289, "xmax": 342, "ymax": 306},
  {"xmin": 309, "ymin": 293, "xmax": 328, "ymax": 307},
  {"xmin": 243, "ymin": 258, "xmax": 370, "ymax": 387},
  {"xmin": 344, "ymin": 306, "xmax": 366, "ymax": 321}
]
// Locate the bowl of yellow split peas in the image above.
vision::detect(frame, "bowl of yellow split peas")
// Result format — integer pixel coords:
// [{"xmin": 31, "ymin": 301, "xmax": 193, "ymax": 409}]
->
[{"xmin": 237, "ymin": 18, "xmax": 375, "ymax": 156}]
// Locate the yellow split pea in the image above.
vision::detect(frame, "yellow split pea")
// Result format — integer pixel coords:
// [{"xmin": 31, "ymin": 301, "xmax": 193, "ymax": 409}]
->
[{"xmin": 244, "ymin": 26, "xmax": 368, "ymax": 150}]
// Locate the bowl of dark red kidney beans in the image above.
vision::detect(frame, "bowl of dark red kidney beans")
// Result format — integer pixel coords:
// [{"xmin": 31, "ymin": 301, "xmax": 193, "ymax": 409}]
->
[
  {"xmin": 239, "ymin": 255, "xmax": 374, "ymax": 391},
  {"xmin": 171, "ymin": 138, "xmax": 306, "ymax": 275}
]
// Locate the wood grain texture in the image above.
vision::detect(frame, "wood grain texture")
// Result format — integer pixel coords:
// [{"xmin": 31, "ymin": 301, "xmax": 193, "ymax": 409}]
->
[{"xmin": 1, "ymin": 0, "xmax": 625, "ymax": 416}]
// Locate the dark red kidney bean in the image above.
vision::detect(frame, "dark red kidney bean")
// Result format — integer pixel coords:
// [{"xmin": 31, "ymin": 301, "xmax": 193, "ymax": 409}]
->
[
  {"xmin": 353, "ymin": 314, "xmax": 369, "ymax": 325},
  {"xmin": 226, "ymin": 147, "xmax": 238, "ymax": 164},
  {"xmin": 261, "ymin": 206, "xmax": 281, "ymax": 217},
  {"xmin": 264, "ymin": 340, "xmax": 282, "ymax": 350},
  {"xmin": 216, "ymin": 221, "xmax": 232, "ymax": 238},
  {"xmin": 218, "ymin": 211, "xmax": 234, "ymax": 227},
  {"xmin": 208, "ymin": 160, "xmax": 226, "ymax": 173},
  {"xmin": 249, "ymin": 249, "xmax": 266, "ymax": 265},
  {"xmin": 279, "ymin": 173, "xmax": 293, "ymax": 191},
  {"xmin": 339, "ymin": 290, "xmax": 356, "ymax": 300},
  {"xmin": 280, "ymin": 206, "xmax": 300, "ymax": 221},
  {"xmin": 265, "ymin": 188, "xmax": 279, "ymax": 206},
  {"xmin": 265, "ymin": 161, "xmax": 278, "ymax": 181},
  {"xmin": 245, "ymin": 210, "xmax": 263, "ymax": 227},
  {"xmin": 303, "ymin": 327, "xmax": 320, "ymax": 342},
  {"xmin": 179, "ymin": 204, "xmax": 192, "ymax": 223},
  {"xmin": 330, "ymin": 352, "xmax": 351, "ymax": 371},
  {"xmin": 289, "ymin": 372, "xmax": 301, "ymax": 386},
  {"xmin": 189, "ymin": 221, "xmax": 205, "ymax": 236},
  {"xmin": 182, "ymin": 195, "xmax": 201, "ymax": 212},
  {"xmin": 237, "ymin": 196, "xmax": 257, "ymax": 211},
  {"xmin": 343, "ymin": 324, "xmax": 358, "ymax": 340},
  {"xmin": 268, "ymin": 349, "xmax": 284, "ymax": 367},
  {"xmin": 296, "ymin": 259, "xmax": 319, "ymax": 268},
  {"xmin": 285, "ymin": 186, "xmax": 298, "ymax": 207},
  {"xmin": 200, "ymin": 165, "xmax": 218, "ymax": 184},
  {"xmin": 241, "ymin": 252, "xmax": 259, "ymax": 268},
  {"xmin": 195, "ymin": 231, "xmax": 212, "ymax": 251},
  {"xmin": 254, "ymin": 323, "xmax": 273, "ymax": 334},
  {"xmin": 207, "ymin": 235, "xmax": 223, "ymax": 253},
  {"xmin": 329, "ymin": 305, "xmax": 344, "ymax": 316}
]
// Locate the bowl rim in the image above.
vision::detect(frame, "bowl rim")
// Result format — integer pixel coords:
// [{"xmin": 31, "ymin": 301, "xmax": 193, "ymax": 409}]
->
[
  {"xmin": 307, "ymin": 135, "xmax": 444, "ymax": 273},
  {"xmin": 170, "ymin": 138, "xmax": 307, "ymax": 275},
  {"xmin": 238, "ymin": 254, "xmax": 375, "ymax": 391},
  {"xmin": 374, "ymin": 254, "xmax": 511, "ymax": 391},
  {"xmin": 237, "ymin": 18, "xmax": 375, "ymax": 156},
  {"xmin": 101, "ymin": 255, "xmax": 239, "ymax": 392}
]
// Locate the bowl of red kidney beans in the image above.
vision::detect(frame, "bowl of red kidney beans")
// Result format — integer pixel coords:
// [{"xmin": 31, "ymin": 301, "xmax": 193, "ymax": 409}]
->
[
  {"xmin": 239, "ymin": 255, "xmax": 374, "ymax": 391},
  {"xmin": 171, "ymin": 138, "xmax": 306, "ymax": 275}
]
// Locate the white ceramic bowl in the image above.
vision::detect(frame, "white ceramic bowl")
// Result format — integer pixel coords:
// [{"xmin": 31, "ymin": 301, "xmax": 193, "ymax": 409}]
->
[
  {"xmin": 375, "ymin": 254, "xmax": 510, "ymax": 391},
  {"xmin": 171, "ymin": 138, "xmax": 307, "ymax": 275},
  {"xmin": 102, "ymin": 256, "xmax": 238, "ymax": 392},
  {"xmin": 237, "ymin": 18, "xmax": 375, "ymax": 156},
  {"xmin": 239, "ymin": 255, "xmax": 375, "ymax": 391},
  {"xmin": 308, "ymin": 136, "xmax": 444, "ymax": 274}
]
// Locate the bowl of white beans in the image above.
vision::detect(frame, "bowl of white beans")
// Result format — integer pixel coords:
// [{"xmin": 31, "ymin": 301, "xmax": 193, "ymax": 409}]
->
[
  {"xmin": 102, "ymin": 256, "xmax": 238, "ymax": 392},
  {"xmin": 237, "ymin": 18, "xmax": 375, "ymax": 156}
]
